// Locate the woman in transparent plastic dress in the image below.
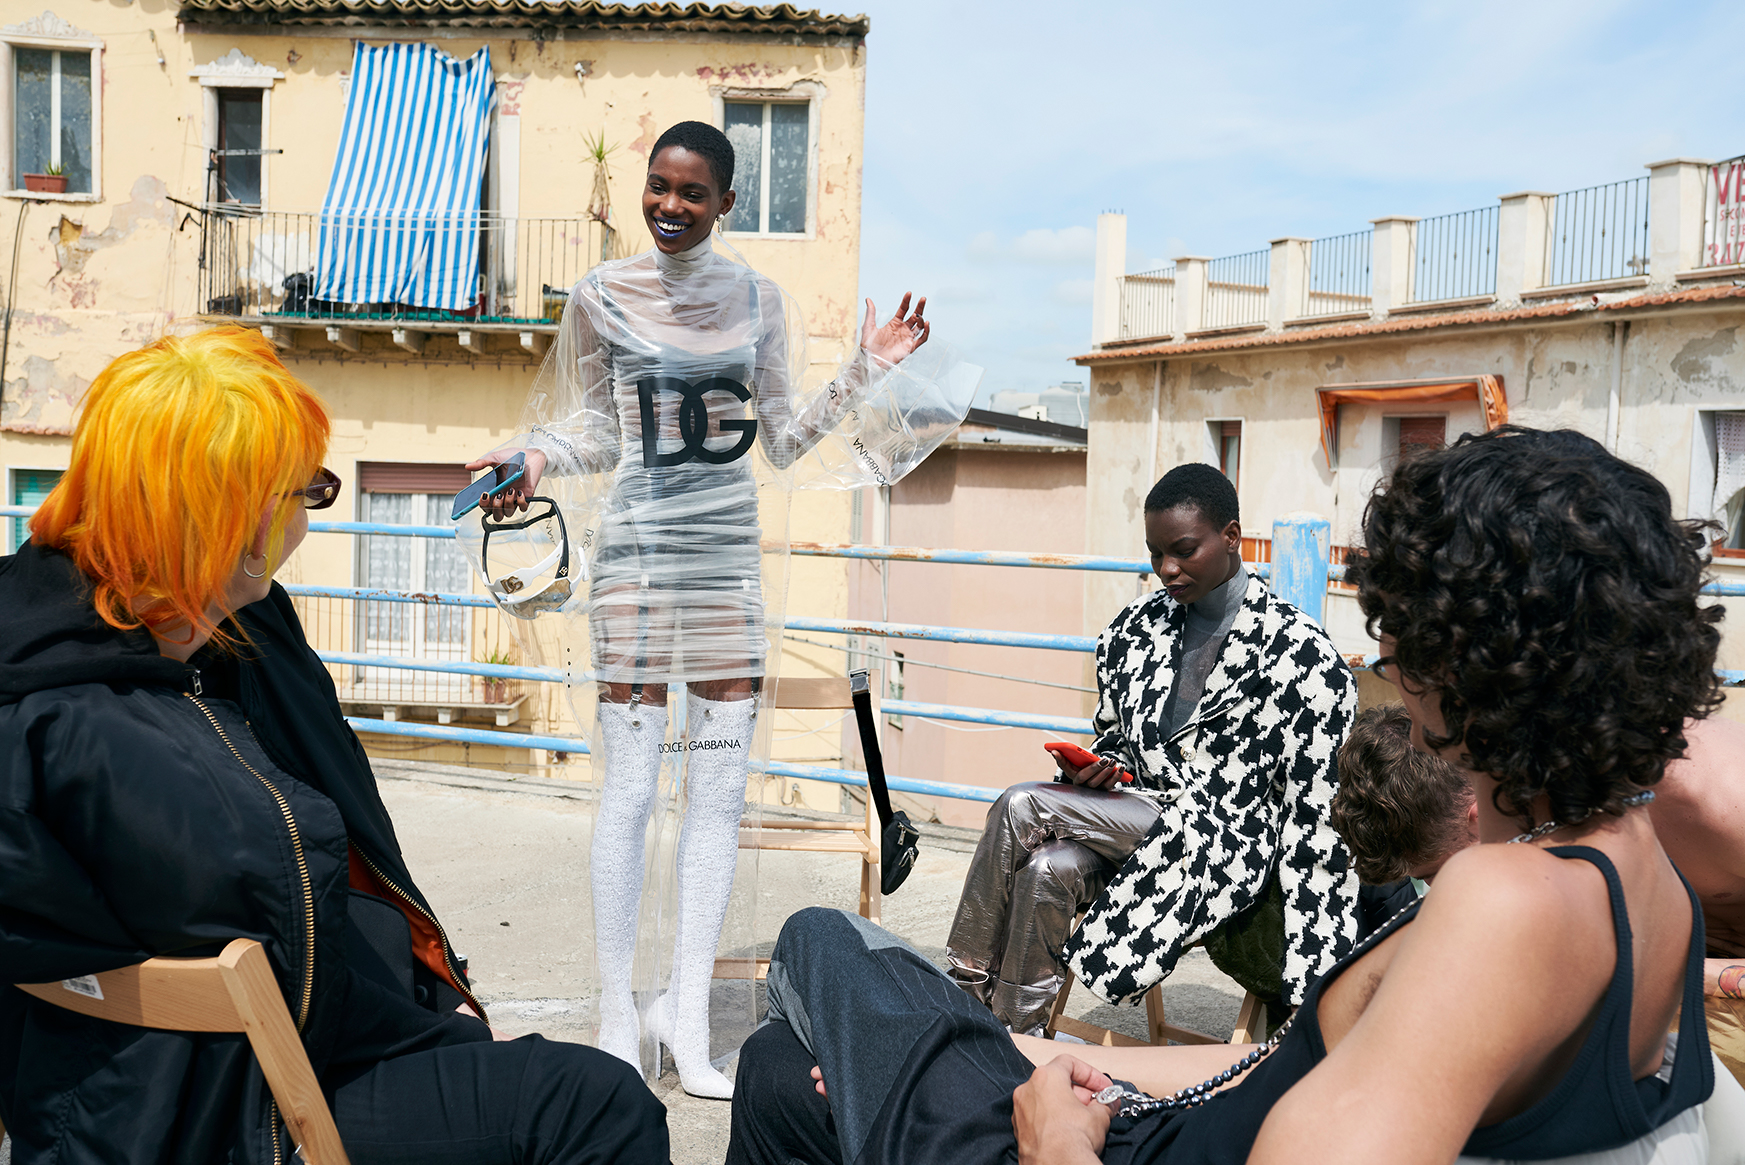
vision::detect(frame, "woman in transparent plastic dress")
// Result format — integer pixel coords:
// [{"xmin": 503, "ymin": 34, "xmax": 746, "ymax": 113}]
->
[{"xmin": 463, "ymin": 121, "xmax": 976, "ymax": 1100}]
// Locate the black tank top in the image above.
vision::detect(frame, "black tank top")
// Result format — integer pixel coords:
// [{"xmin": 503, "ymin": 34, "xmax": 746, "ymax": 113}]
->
[{"xmin": 1108, "ymin": 845, "xmax": 1713, "ymax": 1163}]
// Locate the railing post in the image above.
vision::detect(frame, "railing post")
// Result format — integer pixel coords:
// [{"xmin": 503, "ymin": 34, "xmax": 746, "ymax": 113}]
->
[
  {"xmin": 1496, "ymin": 191, "xmax": 1554, "ymax": 304},
  {"xmin": 1092, "ymin": 212, "xmax": 1127, "ymax": 347},
  {"xmin": 1270, "ymin": 512, "xmax": 1331, "ymax": 625},
  {"xmin": 1173, "ymin": 255, "xmax": 1210, "ymax": 336},
  {"xmin": 1268, "ymin": 237, "xmax": 1311, "ymax": 328},
  {"xmin": 1646, "ymin": 158, "xmax": 1712, "ymax": 282},
  {"xmin": 1369, "ymin": 216, "xmax": 1418, "ymax": 313}
]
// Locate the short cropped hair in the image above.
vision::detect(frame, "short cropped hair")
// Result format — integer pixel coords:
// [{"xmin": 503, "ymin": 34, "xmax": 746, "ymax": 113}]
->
[
  {"xmin": 31, "ymin": 326, "xmax": 330, "ymax": 644},
  {"xmin": 651, "ymin": 121, "xmax": 735, "ymax": 194},
  {"xmin": 1332, "ymin": 704, "xmax": 1473, "ymax": 884},
  {"xmin": 1352, "ymin": 426, "xmax": 1722, "ymax": 829},
  {"xmin": 1144, "ymin": 462, "xmax": 1239, "ymax": 528}
]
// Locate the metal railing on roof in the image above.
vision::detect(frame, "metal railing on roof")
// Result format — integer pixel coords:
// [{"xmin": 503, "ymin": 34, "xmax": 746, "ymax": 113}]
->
[
  {"xmin": 1301, "ymin": 229, "xmax": 1373, "ymax": 318},
  {"xmin": 1543, "ymin": 176, "xmax": 1650, "ymax": 287},
  {"xmin": 1410, "ymin": 205, "xmax": 1499, "ymax": 302},
  {"xmin": 1202, "ymin": 249, "xmax": 1270, "ymax": 329},
  {"xmin": 1117, "ymin": 264, "xmax": 1176, "ymax": 341},
  {"xmin": 194, "ymin": 206, "xmax": 599, "ymax": 327}
]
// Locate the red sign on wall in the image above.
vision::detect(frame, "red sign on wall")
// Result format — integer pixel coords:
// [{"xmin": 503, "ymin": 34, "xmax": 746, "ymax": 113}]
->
[{"xmin": 1704, "ymin": 156, "xmax": 1745, "ymax": 268}]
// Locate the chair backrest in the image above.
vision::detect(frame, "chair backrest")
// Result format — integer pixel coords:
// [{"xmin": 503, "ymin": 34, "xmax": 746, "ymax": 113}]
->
[
  {"xmin": 766, "ymin": 675, "xmax": 858, "ymax": 711},
  {"xmin": 17, "ymin": 938, "xmax": 349, "ymax": 1165}
]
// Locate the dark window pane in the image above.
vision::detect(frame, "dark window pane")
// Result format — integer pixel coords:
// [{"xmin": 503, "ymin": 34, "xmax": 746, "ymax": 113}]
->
[
  {"xmin": 14, "ymin": 48, "xmax": 52, "ymax": 181},
  {"xmin": 58, "ymin": 51, "xmax": 91, "ymax": 193},
  {"xmin": 722, "ymin": 102, "xmax": 763, "ymax": 233},
  {"xmin": 218, "ymin": 89, "xmax": 263, "ymax": 204},
  {"xmin": 766, "ymin": 103, "xmax": 808, "ymax": 234}
]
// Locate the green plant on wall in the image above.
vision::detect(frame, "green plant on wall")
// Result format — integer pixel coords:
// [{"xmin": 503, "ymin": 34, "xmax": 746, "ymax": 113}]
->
[
  {"xmin": 583, "ymin": 129, "xmax": 626, "ymax": 263},
  {"xmin": 42, "ymin": 162, "xmax": 62, "ymax": 176}
]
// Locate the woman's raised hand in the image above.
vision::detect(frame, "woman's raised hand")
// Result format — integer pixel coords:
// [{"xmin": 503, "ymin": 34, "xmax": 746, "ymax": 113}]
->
[
  {"xmin": 860, "ymin": 293, "xmax": 930, "ymax": 365},
  {"xmin": 463, "ymin": 449, "xmax": 547, "ymax": 521}
]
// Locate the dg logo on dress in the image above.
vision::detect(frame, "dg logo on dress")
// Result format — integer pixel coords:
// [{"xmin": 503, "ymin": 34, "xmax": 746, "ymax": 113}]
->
[{"xmin": 637, "ymin": 376, "xmax": 759, "ymax": 467}]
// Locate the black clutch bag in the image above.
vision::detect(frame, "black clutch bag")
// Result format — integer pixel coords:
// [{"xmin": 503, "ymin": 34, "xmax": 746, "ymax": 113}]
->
[{"xmin": 850, "ymin": 670, "xmax": 920, "ymax": 895}]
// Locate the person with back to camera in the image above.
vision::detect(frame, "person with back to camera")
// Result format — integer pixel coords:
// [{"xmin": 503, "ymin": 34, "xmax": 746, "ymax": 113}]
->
[
  {"xmin": 0, "ymin": 328, "xmax": 667, "ymax": 1163},
  {"xmin": 943, "ymin": 461, "xmax": 1359, "ymax": 1036},
  {"xmin": 724, "ymin": 426, "xmax": 1723, "ymax": 1165},
  {"xmin": 465, "ymin": 121, "xmax": 957, "ymax": 1099},
  {"xmin": 1340, "ymin": 700, "xmax": 1745, "ymax": 1099}
]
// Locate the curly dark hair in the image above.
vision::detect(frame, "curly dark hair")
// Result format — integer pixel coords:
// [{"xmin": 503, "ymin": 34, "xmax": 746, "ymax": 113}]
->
[
  {"xmin": 1350, "ymin": 425, "xmax": 1722, "ymax": 829},
  {"xmin": 1333, "ymin": 704, "xmax": 1473, "ymax": 884}
]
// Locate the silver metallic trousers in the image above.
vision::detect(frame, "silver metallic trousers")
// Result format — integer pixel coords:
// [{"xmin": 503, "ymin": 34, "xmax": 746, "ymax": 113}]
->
[{"xmin": 944, "ymin": 781, "xmax": 1162, "ymax": 1035}]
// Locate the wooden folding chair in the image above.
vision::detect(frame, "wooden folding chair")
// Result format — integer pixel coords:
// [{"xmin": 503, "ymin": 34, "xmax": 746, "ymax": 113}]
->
[
  {"xmin": 1044, "ymin": 931, "xmax": 1268, "ymax": 1048},
  {"xmin": 12, "ymin": 939, "xmax": 348, "ymax": 1164},
  {"xmin": 713, "ymin": 673, "xmax": 885, "ymax": 983}
]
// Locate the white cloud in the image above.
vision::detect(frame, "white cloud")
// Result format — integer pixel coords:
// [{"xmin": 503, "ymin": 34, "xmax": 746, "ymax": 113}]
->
[{"xmin": 963, "ymin": 226, "xmax": 1097, "ymax": 266}]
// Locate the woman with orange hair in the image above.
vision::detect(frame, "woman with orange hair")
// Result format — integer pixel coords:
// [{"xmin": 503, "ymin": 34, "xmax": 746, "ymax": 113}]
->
[{"xmin": 0, "ymin": 328, "xmax": 667, "ymax": 1163}]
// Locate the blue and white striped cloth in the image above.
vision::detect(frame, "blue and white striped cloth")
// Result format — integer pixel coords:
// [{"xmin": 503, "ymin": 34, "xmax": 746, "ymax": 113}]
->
[{"xmin": 314, "ymin": 42, "xmax": 496, "ymax": 311}]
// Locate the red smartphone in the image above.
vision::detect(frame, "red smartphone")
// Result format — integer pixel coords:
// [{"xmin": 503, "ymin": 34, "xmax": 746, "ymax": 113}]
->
[{"xmin": 1043, "ymin": 741, "xmax": 1133, "ymax": 783}]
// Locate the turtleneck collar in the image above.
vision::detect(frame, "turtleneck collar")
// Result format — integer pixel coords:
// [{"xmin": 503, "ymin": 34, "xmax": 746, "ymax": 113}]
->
[
  {"xmin": 654, "ymin": 235, "xmax": 716, "ymax": 279},
  {"xmin": 1186, "ymin": 561, "xmax": 1247, "ymax": 628}
]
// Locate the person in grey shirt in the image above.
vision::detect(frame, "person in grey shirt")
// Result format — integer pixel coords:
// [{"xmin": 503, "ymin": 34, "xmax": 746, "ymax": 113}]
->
[{"xmin": 945, "ymin": 463, "xmax": 1358, "ymax": 1035}]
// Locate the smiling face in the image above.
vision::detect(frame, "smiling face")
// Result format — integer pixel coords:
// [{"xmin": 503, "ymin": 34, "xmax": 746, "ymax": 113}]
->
[
  {"xmin": 642, "ymin": 145, "xmax": 735, "ymax": 253},
  {"xmin": 1144, "ymin": 504, "xmax": 1241, "ymax": 606}
]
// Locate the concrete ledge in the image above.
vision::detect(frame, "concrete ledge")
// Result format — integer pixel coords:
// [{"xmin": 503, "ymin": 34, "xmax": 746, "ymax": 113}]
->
[
  {"xmin": 1387, "ymin": 293, "xmax": 1496, "ymax": 315},
  {"xmin": 1520, "ymin": 275, "xmax": 1649, "ymax": 300}
]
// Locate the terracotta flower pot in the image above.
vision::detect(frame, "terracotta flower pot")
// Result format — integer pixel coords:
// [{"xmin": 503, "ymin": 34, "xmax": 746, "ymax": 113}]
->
[{"xmin": 22, "ymin": 173, "xmax": 67, "ymax": 194}]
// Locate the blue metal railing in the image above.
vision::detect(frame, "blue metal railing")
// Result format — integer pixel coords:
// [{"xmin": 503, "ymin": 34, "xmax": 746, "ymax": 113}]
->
[{"xmin": 7, "ymin": 505, "xmax": 1744, "ymax": 807}]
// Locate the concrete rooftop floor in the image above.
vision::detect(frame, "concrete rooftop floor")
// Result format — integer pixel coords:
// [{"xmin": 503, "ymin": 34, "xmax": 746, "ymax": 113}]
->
[
  {"xmin": 376, "ymin": 759, "xmax": 1254, "ymax": 1164},
  {"xmin": 0, "ymin": 760, "xmax": 1252, "ymax": 1165}
]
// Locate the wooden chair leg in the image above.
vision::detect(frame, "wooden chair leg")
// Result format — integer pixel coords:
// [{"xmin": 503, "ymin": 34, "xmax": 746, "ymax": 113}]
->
[
  {"xmin": 1144, "ymin": 983, "xmax": 1169, "ymax": 1045},
  {"xmin": 1230, "ymin": 990, "xmax": 1266, "ymax": 1045},
  {"xmin": 1044, "ymin": 971, "xmax": 1075, "ymax": 1038}
]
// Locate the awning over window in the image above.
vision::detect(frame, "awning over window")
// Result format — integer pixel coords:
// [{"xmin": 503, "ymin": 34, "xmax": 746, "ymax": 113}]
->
[
  {"xmin": 1316, "ymin": 376, "xmax": 1507, "ymax": 467},
  {"xmin": 314, "ymin": 42, "xmax": 495, "ymax": 311}
]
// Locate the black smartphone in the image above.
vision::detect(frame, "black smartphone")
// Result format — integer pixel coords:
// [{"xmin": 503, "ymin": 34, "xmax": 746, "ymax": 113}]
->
[{"xmin": 451, "ymin": 452, "xmax": 528, "ymax": 521}]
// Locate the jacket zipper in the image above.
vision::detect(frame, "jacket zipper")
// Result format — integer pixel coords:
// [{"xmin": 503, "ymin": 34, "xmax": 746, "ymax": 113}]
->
[
  {"xmin": 354, "ymin": 845, "xmax": 488, "ymax": 1023},
  {"xmin": 185, "ymin": 694, "xmax": 316, "ymax": 1032}
]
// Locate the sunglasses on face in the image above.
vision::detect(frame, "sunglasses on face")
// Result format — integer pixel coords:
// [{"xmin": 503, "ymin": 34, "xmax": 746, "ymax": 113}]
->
[{"xmin": 290, "ymin": 467, "xmax": 343, "ymax": 511}]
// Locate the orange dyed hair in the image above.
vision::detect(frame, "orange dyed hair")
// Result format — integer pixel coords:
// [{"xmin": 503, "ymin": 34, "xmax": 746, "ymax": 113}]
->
[{"xmin": 30, "ymin": 326, "xmax": 330, "ymax": 642}]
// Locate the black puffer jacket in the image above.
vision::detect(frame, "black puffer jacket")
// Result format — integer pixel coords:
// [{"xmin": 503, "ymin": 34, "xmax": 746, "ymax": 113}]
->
[{"xmin": 0, "ymin": 542, "xmax": 488, "ymax": 1163}]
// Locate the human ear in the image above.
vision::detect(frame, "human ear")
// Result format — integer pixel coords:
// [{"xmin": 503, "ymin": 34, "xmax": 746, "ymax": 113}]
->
[
  {"xmin": 1222, "ymin": 518, "xmax": 1242, "ymax": 549},
  {"xmin": 717, "ymin": 188, "xmax": 736, "ymax": 222}
]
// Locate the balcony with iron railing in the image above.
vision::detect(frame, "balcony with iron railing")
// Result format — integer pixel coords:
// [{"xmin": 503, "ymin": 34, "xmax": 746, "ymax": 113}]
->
[
  {"xmin": 1299, "ymin": 229, "xmax": 1372, "ymax": 320},
  {"xmin": 1117, "ymin": 264, "xmax": 1175, "ymax": 341},
  {"xmin": 193, "ymin": 206, "xmax": 607, "ymax": 353}
]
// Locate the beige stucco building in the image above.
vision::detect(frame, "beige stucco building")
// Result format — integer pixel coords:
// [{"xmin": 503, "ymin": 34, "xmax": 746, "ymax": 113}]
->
[
  {"xmin": 1078, "ymin": 159, "xmax": 1745, "ymax": 721},
  {"xmin": 0, "ymin": 0, "xmax": 873, "ymax": 789}
]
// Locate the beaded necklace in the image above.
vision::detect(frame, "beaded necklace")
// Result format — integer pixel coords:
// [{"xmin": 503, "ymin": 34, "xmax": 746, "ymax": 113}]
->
[
  {"xmin": 1090, "ymin": 896, "xmax": 1422, "ymax": 1117},
  {"xmin": 1506, "ymin": 789, "xmax": 1655, "ymax": 845}
]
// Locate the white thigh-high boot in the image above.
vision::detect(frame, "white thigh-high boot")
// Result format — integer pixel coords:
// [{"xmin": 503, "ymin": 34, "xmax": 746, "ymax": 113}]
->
[
  {"xmin": 590, "ymin": 699, "xmax": 667, "ymax": 1071},
  {"xmin": 651, "ymin": 692, "xmax": 754, "ymax": 1099}
]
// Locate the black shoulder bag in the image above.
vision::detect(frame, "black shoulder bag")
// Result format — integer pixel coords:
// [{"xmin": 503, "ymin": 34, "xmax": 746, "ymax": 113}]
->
[{"xmin": 850, "ymin": 669, "xmax": 921, "ymax": 895}]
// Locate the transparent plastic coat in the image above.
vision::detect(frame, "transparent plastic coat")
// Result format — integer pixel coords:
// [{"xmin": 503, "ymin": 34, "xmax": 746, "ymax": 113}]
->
[{"xmin": 454, "ymin": 237, "xmax": 979, "ymax": 1086}]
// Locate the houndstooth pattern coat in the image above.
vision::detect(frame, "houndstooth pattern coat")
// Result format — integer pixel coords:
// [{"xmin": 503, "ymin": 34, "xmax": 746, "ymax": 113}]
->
[{"xmin": 1063, "ymin": 573, "xmax": 1359, "ymax": 1008}]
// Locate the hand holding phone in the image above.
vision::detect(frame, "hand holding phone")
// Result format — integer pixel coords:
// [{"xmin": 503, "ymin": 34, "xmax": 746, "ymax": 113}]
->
[
  {"xmin": 1043, "ymin": 741, "xmax": 1133, "ymax": 787},
  {"xmin": 452, "ymin": 452, "xmax": 529, "ymax": 521}
]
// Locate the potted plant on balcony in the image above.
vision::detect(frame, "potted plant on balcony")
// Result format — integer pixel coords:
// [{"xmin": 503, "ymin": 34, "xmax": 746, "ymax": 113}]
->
[
  {"xmin": 479, "ymin": 645, "xmax": 516, "ymax": 704},
  {"xmin": 22, "ymin": 163, "xmax": 66, "ymax": 194}
]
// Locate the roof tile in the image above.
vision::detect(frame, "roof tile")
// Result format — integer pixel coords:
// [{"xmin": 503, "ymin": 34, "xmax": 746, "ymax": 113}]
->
[{"xmin": 176, "ymin": 0, "xmax": 870, "ymax": 37}]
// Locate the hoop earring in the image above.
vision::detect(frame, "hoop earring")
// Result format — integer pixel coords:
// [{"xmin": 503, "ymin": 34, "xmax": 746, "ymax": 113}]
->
[{"xmin": 241, "ymin": 551, "xmax": 269, "ymax": 579}]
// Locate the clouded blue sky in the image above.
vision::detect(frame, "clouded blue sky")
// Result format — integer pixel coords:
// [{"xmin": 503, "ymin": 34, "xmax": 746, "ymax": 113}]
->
[{"xmin": 853, "ymin": 0, "xmax": 1745, "ymax": 405}]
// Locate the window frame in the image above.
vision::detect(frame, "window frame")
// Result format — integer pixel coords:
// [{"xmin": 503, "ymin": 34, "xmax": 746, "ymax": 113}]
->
[
  {"xmin": 1688, "ymin": 406, "xmax": 1745, "ymax": 559},
  {"xmin": 1203, "ymin": 416, "xmax": 1245, "ymax": 494},
  {"xmin": 190, "ymin": 49, "xmax": 283, "ymax": 211},
  {"xmin": 713, "ymin": 84, "xmax": 822, "ymax": 240},
  {"xmin": 0, "ymin": 11, "xmax": 103, "ymax": 203},
  {"xmin": 7, "ymin": 465, "xmax": 64, "ymax": 552}
]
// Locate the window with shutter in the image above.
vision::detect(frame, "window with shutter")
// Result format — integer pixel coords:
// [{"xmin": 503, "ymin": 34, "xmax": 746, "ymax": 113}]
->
[{"xmin": 1398, "ymin": 415, "xmax": 1447, "ymax": 460}]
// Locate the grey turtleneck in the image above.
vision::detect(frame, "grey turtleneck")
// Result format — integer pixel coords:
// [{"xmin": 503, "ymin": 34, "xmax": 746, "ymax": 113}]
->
[{"xmin": 1160, "ymin": 562, "xmax": 1248, "ymax": 738}]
